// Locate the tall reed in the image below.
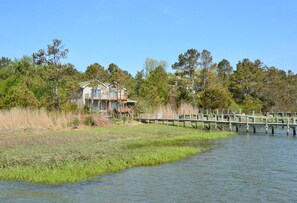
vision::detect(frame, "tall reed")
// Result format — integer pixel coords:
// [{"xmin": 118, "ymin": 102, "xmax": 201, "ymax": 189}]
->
[
  {"xmin": 146, "ymin": 103, "xmax": 199, "ymax": 119},
  {"xmin": 0, "ymin": 108, "xmax": 78, "ymax": 130}
]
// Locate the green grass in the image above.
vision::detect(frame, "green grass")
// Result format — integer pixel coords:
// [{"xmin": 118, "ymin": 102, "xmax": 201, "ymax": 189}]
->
[{"xmin": 0, "ymin": 123, "xmax": 235, "ymax": 184}]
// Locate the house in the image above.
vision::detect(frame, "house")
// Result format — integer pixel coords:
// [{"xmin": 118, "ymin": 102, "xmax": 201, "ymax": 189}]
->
[{"xmin": 76, "ymin": 80, "xmax": 137, "ymax": 114}]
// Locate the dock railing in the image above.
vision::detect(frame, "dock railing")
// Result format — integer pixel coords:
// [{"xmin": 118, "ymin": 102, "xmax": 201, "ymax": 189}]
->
[{"xmin": 138, "ymin": 113, "xmax": 297, "ymax": 136}]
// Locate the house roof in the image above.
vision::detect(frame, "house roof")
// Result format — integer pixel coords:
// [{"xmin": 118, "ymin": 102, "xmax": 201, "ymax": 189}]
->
[
  {"xmin": 79, "ymin": 80, "xmax": 109, "ymax": 88},
  {"xmin": 79, "ymin": 80, "xmax": 127, "ymax": 90}
]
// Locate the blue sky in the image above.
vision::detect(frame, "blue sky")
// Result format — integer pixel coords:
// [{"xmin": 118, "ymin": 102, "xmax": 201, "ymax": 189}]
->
[{"xmin": 1, "ymin": 0, "xmax": 297, "ymax": 75}]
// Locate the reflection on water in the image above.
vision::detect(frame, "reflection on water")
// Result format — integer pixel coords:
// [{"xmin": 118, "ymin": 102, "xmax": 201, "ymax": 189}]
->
[{"xmin": 1, "ymin": 134, "xmax": 297, "ymax": 202}]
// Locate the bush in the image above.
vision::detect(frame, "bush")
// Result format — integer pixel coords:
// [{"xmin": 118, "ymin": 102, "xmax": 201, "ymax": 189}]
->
[
  {"xmin": 81, "ymin": 105, "xmax": 90, "ymax": 114},
  {"xmin": 122, "ymin": 116, "xmax": 127, "ymax": 124},
  {"xmin": 242, "ymin": 95, "xmax": 263, "ymax": 113},
  {"xmin": 84, "ymin": 116, "xmax": 95, "ymax": 126},
  {"xmin": 68, "ymin": 117, "xmax": 80, "ymax": 128},
  {"xmin": 111, "ymin": 108, "xmax": 120, "ymax": 119},
  {"xmin": 60, "ymin": 103, "xmax": 78, "ymax": 113}
]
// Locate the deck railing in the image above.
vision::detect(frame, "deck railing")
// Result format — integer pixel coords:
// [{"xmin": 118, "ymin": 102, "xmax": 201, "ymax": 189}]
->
[{"xmin": 85, "ymin": 93, "xmax": 128, "ymax": 100}]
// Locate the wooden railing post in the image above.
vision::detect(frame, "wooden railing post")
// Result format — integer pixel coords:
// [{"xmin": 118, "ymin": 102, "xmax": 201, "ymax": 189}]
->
[
  {"xmin": 246, "ymin": 115, "xmax": 249, "ymax": 133},
  {"xmin": 265, "ymin": 116, "xmax": 268, "ymax": 134},
  {"xmin": 287, "ymin": 118, "xmax": 290, "ymax": 136}
]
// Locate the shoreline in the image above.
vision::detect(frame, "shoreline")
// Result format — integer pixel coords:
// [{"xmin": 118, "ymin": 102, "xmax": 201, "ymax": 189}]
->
[{"xmin": 0, "ymin": 124, "xmax": 235, "ymax": 185}]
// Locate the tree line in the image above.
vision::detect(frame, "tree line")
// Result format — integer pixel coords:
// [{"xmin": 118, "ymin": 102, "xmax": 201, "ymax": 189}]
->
[{"xmin": 1, "ymin": 39, "xmax": 297, "ymax": 113}]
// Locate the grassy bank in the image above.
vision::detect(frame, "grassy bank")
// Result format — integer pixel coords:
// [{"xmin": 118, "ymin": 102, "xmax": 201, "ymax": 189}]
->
[{"xmin": 0, "ymin": 124, "xmax": 235, "ymax": 184}]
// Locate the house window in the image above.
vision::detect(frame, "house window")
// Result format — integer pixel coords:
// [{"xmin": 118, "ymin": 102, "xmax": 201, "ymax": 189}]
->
[
  {"xmin": 91, "ymin": 89, "xmax": 101, "ymax": 97},
  {"xmin": 111, "ymin": 102, "xmax": 118, "ymax": 109}
]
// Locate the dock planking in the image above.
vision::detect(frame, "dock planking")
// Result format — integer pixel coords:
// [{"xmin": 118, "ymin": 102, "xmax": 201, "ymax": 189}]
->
[{"xmin": 138, "ymin": 113, "xmax": 297, "ymax": 136}]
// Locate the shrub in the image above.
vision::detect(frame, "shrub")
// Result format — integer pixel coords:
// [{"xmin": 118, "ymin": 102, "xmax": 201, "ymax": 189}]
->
[
  {"xmin": 122, "ymin": 116, "xmax": 127, "ymax": 124},
  {"xmin": 68, "ymin": 117, "xmax": 80, "ymax": 128},
  {"xmin": 84, "ymin": 116, "xmax": 95, "ymax": 126},
  {"xmin": 112, "ymin": 108, "xmax": 120, "ymax": 119},
  {"xmin": 81, "ymin": 105, "xmax": 90, "ymax": 114},
  {"xmin": 60, "ymin": 103, "xmax": 78, "ymax": 113}
]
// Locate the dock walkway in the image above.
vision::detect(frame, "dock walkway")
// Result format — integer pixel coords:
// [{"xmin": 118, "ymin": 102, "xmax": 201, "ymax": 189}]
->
[{"xmin": 138, "ymin": 113, "xmax": 297, "ymax": 135}]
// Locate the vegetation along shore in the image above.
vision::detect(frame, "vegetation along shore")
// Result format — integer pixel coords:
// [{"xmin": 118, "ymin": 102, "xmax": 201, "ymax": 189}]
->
[{"xmin": 0, "ymin": 124, "xmax": 234, "ymax": 185}]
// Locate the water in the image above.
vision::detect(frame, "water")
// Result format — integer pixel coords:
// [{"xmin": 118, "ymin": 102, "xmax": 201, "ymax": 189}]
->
[{"xmin": 1, "ymin": 134, "xmax": 297, "ymax": 202}]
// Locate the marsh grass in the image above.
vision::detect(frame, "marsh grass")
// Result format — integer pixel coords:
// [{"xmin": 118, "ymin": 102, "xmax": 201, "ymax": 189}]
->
[
  {"xmin": 148, "ymin": 103, "xmax": 199, "ymax": 119},
  {"xmin": 0, "ymin": 108, "xmax": 79, "ymax": 130},
  {"xmin": 0, "ymin": 124, "xmax": 235, "ymax": 184}
]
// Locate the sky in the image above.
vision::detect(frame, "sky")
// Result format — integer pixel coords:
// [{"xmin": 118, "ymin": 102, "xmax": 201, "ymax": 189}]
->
[{"xmin": 1, "ymin": 0, "xmax": 297, "ymax": 76}]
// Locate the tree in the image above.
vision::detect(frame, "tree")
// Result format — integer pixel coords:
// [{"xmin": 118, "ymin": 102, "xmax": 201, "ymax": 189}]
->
[
  {"xmin": 172, "ymin": 49, "xmax": 200, "ymax": 87},
  {"xmin": 141, "ymin": 65, "xmax": 169, "ymax": 110},
  {"xmin": 229, "ymin": 59, "xmax": 265, "ymax": 104},
  {"xmin": 130, "ymin": 70, "xmax": 144, "ymax": 98},
  {"xmin": 107, "ymin": 63, "xmax": 132, "ymax": 111},
  {"xmin": 199, "ymin": 49, "xmax": 213, "ymax": 90},
  {"xmin": 217, "ymin": 59, "xmax": 233, "ymax": 86},
  {"xmin": 33, "ymin": 39, "xmax": 69, "ymax": 110},
  {"xmin": 172, "ymin": 49, "xmax": 214, "ymax": 106},
  {"xmin": 242, "ymin": 95, "xmax": 263, "ymax": 113},
  {"xmin": 200, "ymin": 88, "xmax": 232, "ymax": 110},
  {"xmin": 84, "ymin": 63, "xmax": 108, "ymax": 81},
  {"xmin": 172, "ymin": 49, "xmax": 200, "ymax": 105},
  {"xmin": 169, "ymin": 75, "xmax": 191, "ymax": 105},
  {"xmin": 0, "ymin": 57, "xmax": 39, "ymax": 108},
  {"xmin": 144, "ymin": 58, "xmax": 167, "ymax": 77},
  {"xmin": 0, "ymin": 57, "xmax": 11, "ymax": 69}
]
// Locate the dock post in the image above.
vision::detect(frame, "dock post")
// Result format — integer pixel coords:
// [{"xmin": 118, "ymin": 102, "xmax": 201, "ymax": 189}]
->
[
  {"xmin": 272, "ymin": 126, "xmax": 274, "ymax": 134},
  {"xmin": 229, "ymin": 120, "xmax": 232, "ymax": 132},
  {"xmin": 265, "ymin": 117, "xmax": 268, "ymax": 134},
  {"xmin": 253, "ymin": 126, "xmax": 256, "ymax": 133},
  {"xmin": 202, "ymin": 114, "xmax": 205, "ymax": 129},
  {"xmin": 246, "ymin": 115, "xmax": 249, "ymax": 133},
  {"xmin": 236, "ymin": 124, "xmax": 239, "ymax": 132},
  {"xmin": 293, "ymin": 119, "xmax": 296, "ymax": 136},
  {"xmin": 287, "ymin": 118, "xmax": 290, "ymax": 136}
]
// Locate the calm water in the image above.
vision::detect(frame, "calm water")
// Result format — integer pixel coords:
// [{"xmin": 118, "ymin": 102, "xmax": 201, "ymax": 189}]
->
[{"xmin": 1, "ymin": 133, "xmax": 297, "ymax": 203}]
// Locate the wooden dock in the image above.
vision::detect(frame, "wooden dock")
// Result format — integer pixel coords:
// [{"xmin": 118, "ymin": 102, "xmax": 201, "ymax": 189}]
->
[{"xmin": 138, "ymin": 113, "xmax": 297, "ymax": 136}]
